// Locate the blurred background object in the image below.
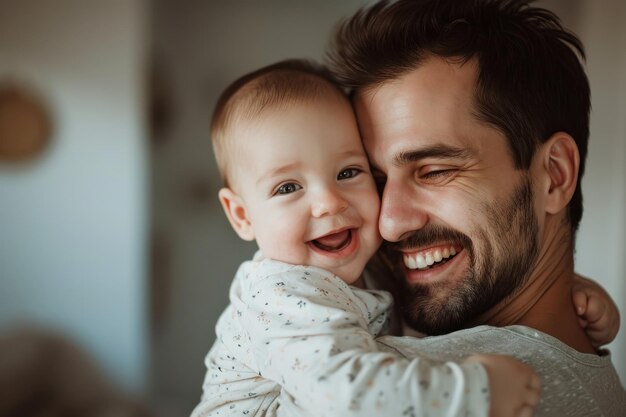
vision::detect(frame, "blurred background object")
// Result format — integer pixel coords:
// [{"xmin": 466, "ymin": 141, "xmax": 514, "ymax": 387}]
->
[
  {"xmin": 0, "ymin": 1, "xmax": 624, "ymax": 416},
  {"xmin": 0, "ymin": 82, "xmax": 52, "ymax": 163},
  {"xmin": 0, "ymin": 326, "xmax": 154, "ymax": 417}
]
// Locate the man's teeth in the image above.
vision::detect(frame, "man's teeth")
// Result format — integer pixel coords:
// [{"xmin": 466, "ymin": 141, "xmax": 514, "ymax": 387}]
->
[{"xmin": 403, "ymin": 246, "xmax": 458, "ymax": 270}]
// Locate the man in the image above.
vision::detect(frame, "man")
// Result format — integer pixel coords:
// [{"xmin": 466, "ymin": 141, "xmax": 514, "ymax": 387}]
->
[{"xmin": 327, "ymin": 0, "xmax": 625, "ymax": 415}]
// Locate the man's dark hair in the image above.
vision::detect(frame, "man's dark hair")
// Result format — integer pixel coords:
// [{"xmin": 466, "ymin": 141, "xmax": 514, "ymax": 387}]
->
[{"xmin": 328, "ymin": 0, "xmax": 590, "ymax": 235}]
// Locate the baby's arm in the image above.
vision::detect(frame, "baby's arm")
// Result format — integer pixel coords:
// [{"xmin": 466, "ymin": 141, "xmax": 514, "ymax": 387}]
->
[
  {"xmin": 572, "ymin": 274, "xmax": 621, "ymax": 348},
  {"xmin": 238, "ymin": 265, "xmax": 539, "ymax": 417}
]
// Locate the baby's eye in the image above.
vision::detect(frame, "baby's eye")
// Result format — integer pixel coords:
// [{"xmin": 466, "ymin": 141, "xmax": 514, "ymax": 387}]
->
[
  {"xmin": 275, "ymin": 182, "xmax": 302, "ymax": 195},
  {"xmin": 337, "ymin": 168, "xmax": 361, "ymax": 180}
]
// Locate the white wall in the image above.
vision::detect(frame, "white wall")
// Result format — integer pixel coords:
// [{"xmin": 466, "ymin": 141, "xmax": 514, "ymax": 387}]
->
[{"xmin": 0, "ymin": 0, "xmax": 148, "ymax": 390}]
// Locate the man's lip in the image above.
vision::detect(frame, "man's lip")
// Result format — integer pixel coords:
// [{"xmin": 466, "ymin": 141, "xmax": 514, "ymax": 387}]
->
[{"xmin": 400, "ymin": 243, "xmax": 463, "ymax": 258}]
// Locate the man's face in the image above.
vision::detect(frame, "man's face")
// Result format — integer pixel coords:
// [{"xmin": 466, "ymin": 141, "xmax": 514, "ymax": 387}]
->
[{"xmin": 355, "ymin": 57, "xmax": 539, "ymax": 335}]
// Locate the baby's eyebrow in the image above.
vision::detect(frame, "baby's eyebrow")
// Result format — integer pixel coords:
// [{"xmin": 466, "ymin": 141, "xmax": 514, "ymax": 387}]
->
[
  {"xmin": 334, "ymin": 149, "xmax": 370, "ymax": 164},
  {"xmin": 394, "ymin": 145, "xmax": 473, "ymax": 167},
  {"xmin": 256, "ymin": 162, "xmax": 300, "ymax": 186}
]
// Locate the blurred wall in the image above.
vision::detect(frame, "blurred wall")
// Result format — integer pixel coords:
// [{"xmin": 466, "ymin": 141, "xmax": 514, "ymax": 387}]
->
[
  {"xmin": 573, "ymin": 0, "xmax": 626, "ymax": 384},
  {"xmin": 0, "ymin": 0, "xmax": 148, "ymax": 391},
  {"xmin": 152, "ymin": 0, "xmax": 626, "ymax": 414},
  {"xmin": 540, "ymin": 0, "xmax": 626, "ymax": 385}
]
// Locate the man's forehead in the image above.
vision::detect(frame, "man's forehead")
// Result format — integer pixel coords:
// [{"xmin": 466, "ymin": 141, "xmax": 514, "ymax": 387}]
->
[
  {"xmin": 357, "ymin": 56, "xmax": 477, "ymax": 95},
  {"xmin": 356, "ymin": 60, "xmax": 479, "ymax": 151},
  {"xmin": 353, "ymin": 58, "xmax": 515, "ymax": 173},
  {"xmin": 356, "ymin": 57, "xmax": 478, "ymax": 116}
]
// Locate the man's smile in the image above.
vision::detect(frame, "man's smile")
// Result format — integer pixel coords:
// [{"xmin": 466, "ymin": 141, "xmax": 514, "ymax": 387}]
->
[
  {"xmin": 402, "ymin": 244, "xmax": 462, "ymax": 270},
  {"xmin": 398, "ymin": 243, "xmax": 469, "ymax": 285}
]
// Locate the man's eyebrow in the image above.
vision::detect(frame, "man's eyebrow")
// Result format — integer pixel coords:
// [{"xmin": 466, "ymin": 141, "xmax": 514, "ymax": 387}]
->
[{"xmin": 394, "ymin": 145, "xmax": 473, "ymax": 167}]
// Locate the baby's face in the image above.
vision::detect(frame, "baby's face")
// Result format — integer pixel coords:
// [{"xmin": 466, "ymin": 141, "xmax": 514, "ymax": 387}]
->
[{"xmin": 233, "ymin": 94, "xmax": 381, "ymax": 283}]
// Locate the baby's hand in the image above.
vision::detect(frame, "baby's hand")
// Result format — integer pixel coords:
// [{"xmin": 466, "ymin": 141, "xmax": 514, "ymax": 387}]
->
[
  {"xmin": 465, "ymin": 354, "xmax": 541, "ymax": 417},
  {"xmin": 573, "ymin": 275, "xmax": 621, "ymax": 348}
]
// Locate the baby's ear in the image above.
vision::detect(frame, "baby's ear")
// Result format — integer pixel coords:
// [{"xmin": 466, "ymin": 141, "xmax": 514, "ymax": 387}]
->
[{"xmin": 218, "ymin": 187, "xmax": 255, "ymax": 241}]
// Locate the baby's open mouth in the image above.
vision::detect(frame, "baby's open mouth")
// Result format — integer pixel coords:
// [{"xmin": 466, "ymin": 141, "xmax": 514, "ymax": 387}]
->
[{"xmin": 311, "ymin": 229, "xmax": 353, "ymax": 252}]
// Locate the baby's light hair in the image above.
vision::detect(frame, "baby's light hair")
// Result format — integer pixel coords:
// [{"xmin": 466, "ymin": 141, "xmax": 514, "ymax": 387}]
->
[{"xmin": 211, "ymin": 59, "xmax": 345, "ymax": 187}]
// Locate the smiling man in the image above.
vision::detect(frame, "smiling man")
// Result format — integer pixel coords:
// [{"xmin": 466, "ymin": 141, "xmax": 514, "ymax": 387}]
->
[
  {"xmin": 357, "ymin": 57, "xmax": 545, "ymax": 339},
  {"xmin": 328, "ymin": 0, "xmax": 626, "ymax": 415}
]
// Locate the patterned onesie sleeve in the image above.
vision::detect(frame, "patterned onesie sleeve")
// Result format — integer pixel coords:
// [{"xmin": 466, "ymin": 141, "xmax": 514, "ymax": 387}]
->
[{"xmin": 229, "ymin": 258, "xmax": 491, "ymax": 417}]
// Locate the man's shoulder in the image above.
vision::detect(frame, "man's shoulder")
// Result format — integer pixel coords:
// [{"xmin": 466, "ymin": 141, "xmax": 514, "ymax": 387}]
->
[
  {"xmin": 378, "ymin": 325, "xmax": 540, "ymax": 359},
  {"xmin": 381, "ymin": 325, "xmax": 601, "ymax": 358},
  {"xmin": 376, "ymin": 324, "xmax": 615, "ymax": 375},
  {"xmin": 377, "ymin": 325, "xmax": 626, "ymax": 417}
]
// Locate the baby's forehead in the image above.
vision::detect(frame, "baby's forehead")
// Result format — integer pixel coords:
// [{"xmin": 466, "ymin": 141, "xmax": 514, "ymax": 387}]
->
[
  {"xmin": 230, "ymin": 94, "xmax": 365, "ymax": 168},
  {"xmin": 252, "ymin": 91, "xmax": 354, "ymax": 123}
]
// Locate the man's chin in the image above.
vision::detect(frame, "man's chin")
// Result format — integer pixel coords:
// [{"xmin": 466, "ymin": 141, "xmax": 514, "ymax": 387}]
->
[
  {"xmin": 397, "ymin": 277, "xmax": 483, "ymax": 335},
  {"xmin": 400, "ymin": 300, "xmax": 469, "ymax": 336}
]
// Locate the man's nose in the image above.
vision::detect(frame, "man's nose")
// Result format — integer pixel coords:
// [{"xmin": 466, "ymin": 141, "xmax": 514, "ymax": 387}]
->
[
  {"xmin": 311, "ymin": 187, "xmax": 349, "ymax": 218},
  {"xmin": 379, "ymin": 179, "xmax": 428, "ymax": 242}
]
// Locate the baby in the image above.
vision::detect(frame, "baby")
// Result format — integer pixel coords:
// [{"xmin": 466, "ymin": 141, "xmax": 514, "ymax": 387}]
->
[{"xmin": 191, "ymin": 60, "xmax": 616, "ymax": 417}]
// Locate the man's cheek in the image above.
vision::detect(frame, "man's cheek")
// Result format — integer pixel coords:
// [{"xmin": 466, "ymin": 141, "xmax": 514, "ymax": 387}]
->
[{"xmin": 434, "ymin": 187, "xmax": 484, "ymax": 227}]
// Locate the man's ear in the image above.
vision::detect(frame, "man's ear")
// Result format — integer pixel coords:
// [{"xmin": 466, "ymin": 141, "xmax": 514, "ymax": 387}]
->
[
  {"xmin": 218, "ymin": 187, "xmax": 255, "ymax": 241},
  {"xmin": 539, "ymin": 132, "xmax": 580, "ymax": 214}
]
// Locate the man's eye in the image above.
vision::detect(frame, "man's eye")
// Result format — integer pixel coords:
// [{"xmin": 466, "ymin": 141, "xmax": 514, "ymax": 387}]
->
[
  {"xmin": 337, "ymin": 168, "xmax": 361, "ymax": 180},
  {"xmin": 420, "ymin": 169, "xmax": 456, "ymax": 182},
  {"xmin": 275, "ymin": 183, "xmax": 302, "ymax": 195}
]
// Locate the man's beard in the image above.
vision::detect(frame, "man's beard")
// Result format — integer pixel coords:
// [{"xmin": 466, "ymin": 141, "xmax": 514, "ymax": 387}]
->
[{"xmin": 386, "ymin": 177, "xmax": 539, "ymax": 335}]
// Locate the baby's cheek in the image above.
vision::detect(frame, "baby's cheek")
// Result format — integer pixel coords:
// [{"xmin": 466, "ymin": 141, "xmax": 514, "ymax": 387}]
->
[
  {"xmin": 364, "ymin": 186, "xmax": 382, "ymax": 216},
  {"xmin": 268, "ymin": 223, "xmax": 310, "ymax": 264},
  {"xmin": 362, "ymin": 226, "xmax": 382, "ymax": 259},
  {"xmin": 366, "ymin": 202, "xmax": 383, "ymax": 241}
]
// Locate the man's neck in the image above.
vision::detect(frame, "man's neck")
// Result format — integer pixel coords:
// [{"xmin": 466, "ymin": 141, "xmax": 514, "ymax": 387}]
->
[{"xmin": 472, "ymin": 227, "xmax": 596, "ymax": 354}]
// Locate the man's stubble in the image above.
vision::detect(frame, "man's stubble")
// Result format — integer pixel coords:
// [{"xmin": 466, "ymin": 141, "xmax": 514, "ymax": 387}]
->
[{"xmin": 389, "ymin": 176, "xmax": 539, "ymax": 335}]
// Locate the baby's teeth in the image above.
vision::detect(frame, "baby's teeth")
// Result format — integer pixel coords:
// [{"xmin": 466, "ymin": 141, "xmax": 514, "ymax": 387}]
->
[
  {"xmin": 434, "ymin": 249, "xmax": 442, "ymax": 262},
  {"xmin": 425, "ymin": 253, "xmax": 434, "ymax": 266},
  {"xmin": 450, "ymin": 247, "xmax": 457, "ymax": 256},
  {"xmin": 416, "ymin": 254, "xmax": 427, "ymax": 269},
  {"xmin": 443, "ymin": 248, "xmax": 450, "ymax": 258}
]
